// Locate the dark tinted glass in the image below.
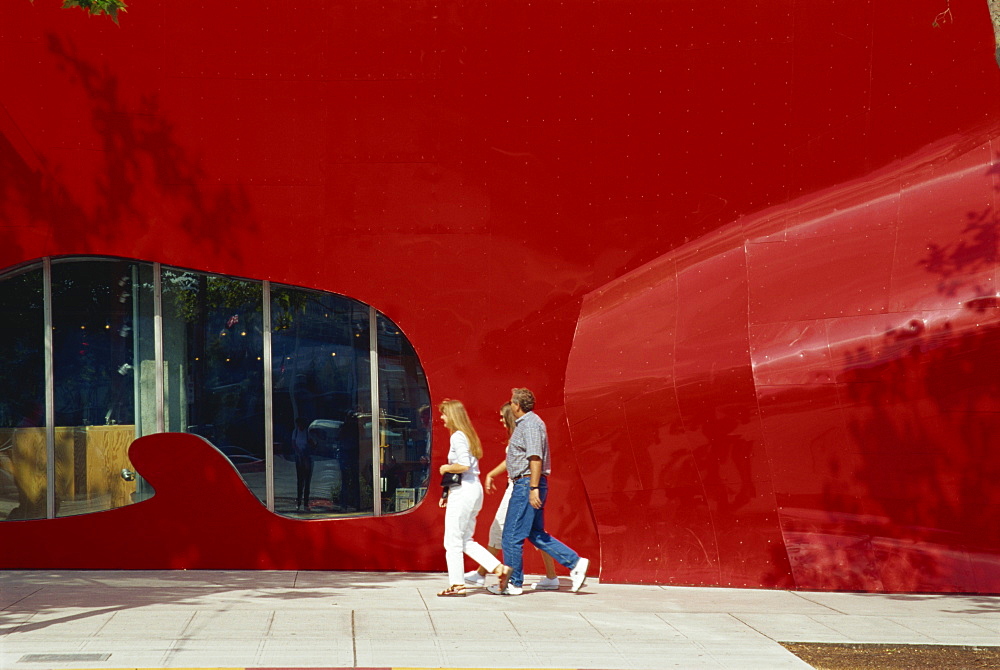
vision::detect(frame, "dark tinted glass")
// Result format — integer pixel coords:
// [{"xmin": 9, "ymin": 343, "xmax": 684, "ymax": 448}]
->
[
  {"xmin": 51, "ymin": 259, "xmax": 146, "ymax": 517},
  {"xmin": 377, "ymin": 313, "xmax": 431, "ymax": 513},
  {"xmin": 161, "ymin": 268, "xmax": 266, "ymax": 503},
  {"xmin": 0, "ymin": 265, "xmax": 45, "ymax": 520},
  {"xmin": 271, "ymin": 286, "xmax": 374, "ymax": 516}
]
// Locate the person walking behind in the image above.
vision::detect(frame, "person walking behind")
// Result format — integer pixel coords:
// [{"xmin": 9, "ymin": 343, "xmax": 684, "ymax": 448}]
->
[
  {"xmin": 437, "ymin": 399, "xmax": 511, "ymax": 597},
  {"xmin": 490, "ymin": 388, "xmax": 590, "ymax": 596},
  {"xmin": 291, "ymin": 417, "xmax": 314, "ymax": 512},
  {"xmin": 465, "ymin": 402, "xmax": 560, "ymax": 590}
]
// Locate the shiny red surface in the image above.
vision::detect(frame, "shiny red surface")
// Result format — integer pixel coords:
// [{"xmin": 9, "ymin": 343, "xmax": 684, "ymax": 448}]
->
[
  {"xmin": 567, "ymin": 132, "xmax": 1000, "ymax": 591},
  {"xmin": 1, "ymin": 0, "xmax": 999, "ymax": 591}
]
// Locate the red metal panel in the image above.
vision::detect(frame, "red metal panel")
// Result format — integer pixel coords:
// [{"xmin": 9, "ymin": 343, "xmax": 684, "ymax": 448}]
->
[
  {"xmin": 750, "ymin": 321, "xmax": 834, "ymax": 387},
  {"xmin": 675, "ymin": 251, "xmax": 791, "ymax": 589},
  {"xmin": 619, "ymin": 388, "xmax": 718, "ymax": 586},
  {"xmin": 746, "ymin": 227, "xmax": 897, "ymax": 325},
  {"xmin": 567, "ymin": 129, "xmax": 1000, "ymax": 591},
  {"xmin": 891, "ymin": 145, "xmax": 997, "ymax": 313}
]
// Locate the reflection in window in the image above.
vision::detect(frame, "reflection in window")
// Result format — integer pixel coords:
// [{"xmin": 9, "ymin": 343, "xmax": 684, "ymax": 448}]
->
[
  {"xmin": 271, "ymin": 286, "xmax": 374, "ymax": 516},
  {"xmin": 162, "ymin": 269, "xmax": 265, "ymax": 504},
  {"xmin": 0, "ymin": 257, "xmax": 430, "ymax": 520},
  {"xmin": 51, "ymin": 259, "xmax": 151, "ymax": 518},
  {"xmin": 0, "ymin": 265, "xmax": 45, "ymax": 520},
  {"xmin": 378, "ymin": 313, "xmax": 431, "ymax": 513}
]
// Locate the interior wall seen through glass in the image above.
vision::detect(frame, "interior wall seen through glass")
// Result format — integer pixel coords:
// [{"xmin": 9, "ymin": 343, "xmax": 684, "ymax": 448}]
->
[
  {"xmin": 0, "ymin": 266, "xmax": 46, "ymax": 520},
  {"xmin": 271, "ymin": 286, "xmax": 374, "ymax": 516}
]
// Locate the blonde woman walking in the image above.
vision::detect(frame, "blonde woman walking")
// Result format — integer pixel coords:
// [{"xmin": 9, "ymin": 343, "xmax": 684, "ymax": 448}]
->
[{"xmin": 437, "ymin": 399, "xmax": 511, "ymax": 597}]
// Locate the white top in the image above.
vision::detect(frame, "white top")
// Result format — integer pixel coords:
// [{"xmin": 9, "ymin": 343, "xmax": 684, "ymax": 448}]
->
[{"xmin": 447, "ymin": 430, "xmax": 480, "ymax": 485}]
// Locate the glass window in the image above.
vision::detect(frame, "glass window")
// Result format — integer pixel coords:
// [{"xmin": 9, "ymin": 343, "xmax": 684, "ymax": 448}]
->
[
  {"xmin": 377, "ymin": 313, "xmax": 431, "ymax": 514},
  {"xmin": 271, "ymin": 286, "xmax": 374, "ymax": 516},
  {"xmin": 161, "ymin": 268, "xmax": 266, "ymax": 503},
  {"xmin": 0, "ymin": 257, "xmax": 431, "ymax": 520},
  {"xmin": 50, "ymin": 259, "xmax": 151, "ymax": 517},
  {"xmin": 0, "ymin": 265, "xmax": 46, "ymax": 520}
]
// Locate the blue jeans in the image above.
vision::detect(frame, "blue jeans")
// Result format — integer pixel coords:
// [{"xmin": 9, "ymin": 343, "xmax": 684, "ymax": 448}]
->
[{"xmin": 501, "ymin": 477, "xmax": 579, "ymax": 587}]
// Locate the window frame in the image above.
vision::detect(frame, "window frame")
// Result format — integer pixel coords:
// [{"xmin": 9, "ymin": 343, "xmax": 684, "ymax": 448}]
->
[{"xmin": 0, "ymin": 256, "xmax": 429, "ymax": 520}]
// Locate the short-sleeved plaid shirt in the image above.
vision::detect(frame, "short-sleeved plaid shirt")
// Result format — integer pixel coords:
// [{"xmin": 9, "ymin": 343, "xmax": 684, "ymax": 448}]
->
[{"xmin": 505, "ymin": 411, "xmax": 551, "ymax": 479}]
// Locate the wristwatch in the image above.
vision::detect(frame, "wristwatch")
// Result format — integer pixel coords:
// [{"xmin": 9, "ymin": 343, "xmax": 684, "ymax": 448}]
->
[{"xmin": 530, "ymin": 486, "xmax": 540, "ymax": 490}]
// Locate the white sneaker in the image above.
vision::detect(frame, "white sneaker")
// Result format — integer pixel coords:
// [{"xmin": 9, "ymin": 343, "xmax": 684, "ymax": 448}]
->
[
  {"xmin": 463, "ymin": 570, "xmax": 485, "ymax": 587},
  {"xmin": 570, "ymin": 557, "xmax": 589, "ymax": 592},
  {"xmin": 531, "ymin": 576, "xmax": 560, "ymax": 590},
  {"xmin": 486, "ymin": 584, "xmax": 523, "ymax": 595}
]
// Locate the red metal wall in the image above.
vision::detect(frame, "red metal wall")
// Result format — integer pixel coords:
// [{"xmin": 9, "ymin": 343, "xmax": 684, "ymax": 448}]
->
[
  {"xmin": 566, "ymin": 131, "xmax": 1000, "ymax": 591},
  {"xmin": 1, "ymin": 0, "xmax": 999, "ymax": 591}
]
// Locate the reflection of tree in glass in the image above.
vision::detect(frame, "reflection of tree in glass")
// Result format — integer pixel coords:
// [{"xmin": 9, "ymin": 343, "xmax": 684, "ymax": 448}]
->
[
  {"xmin": 162, "ymin": 270, "xmax": 263, "ymax": 323},
  {"xmin": 271, "ymin": 287, "xmax": 309, "ymax": 332}
]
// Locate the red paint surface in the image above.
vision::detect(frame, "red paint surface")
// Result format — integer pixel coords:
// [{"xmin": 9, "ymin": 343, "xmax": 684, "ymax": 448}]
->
[
  {"xmin": 566, "ymin": 134, "xmax": 1000, "ymax": 591},
  {"xmin": 1, "ymin": 0, "xmax": 999, "ymax": 592}
]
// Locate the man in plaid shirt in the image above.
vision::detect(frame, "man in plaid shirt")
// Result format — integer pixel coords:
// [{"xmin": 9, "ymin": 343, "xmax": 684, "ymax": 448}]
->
[{"xmin": 489, "ymin": 387, "xmax": 590, "ymax": 595}]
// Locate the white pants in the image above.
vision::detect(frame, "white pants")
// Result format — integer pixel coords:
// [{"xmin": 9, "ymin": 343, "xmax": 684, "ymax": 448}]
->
[
  {"xmin": 488, "ymin": 481, "xmax": 513, "ymax": 549},
  {"xmin": 443, "ymin": 480, "xmax": 500, "ymax": 585}
]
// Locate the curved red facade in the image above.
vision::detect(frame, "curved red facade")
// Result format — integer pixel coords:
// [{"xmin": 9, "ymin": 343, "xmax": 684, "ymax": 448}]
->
[
  {"xmin": 1, "ymin": 0, "xmax": 999, "ymax": 592},
  {"xmin": 566, "ymin": 132, "xmax": 1000, "ymax": 591}
]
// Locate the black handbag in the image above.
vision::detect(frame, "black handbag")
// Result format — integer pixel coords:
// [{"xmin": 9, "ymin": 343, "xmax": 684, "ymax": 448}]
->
[{"xmin": 440, "ymin": 472, "xmax": 461, "ymax": 488}]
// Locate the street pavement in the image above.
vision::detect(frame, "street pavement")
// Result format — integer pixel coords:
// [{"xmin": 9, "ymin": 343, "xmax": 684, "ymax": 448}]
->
[{"xmin": 2, "ymin": 570, "xmax": 1000, "ymax": 669}]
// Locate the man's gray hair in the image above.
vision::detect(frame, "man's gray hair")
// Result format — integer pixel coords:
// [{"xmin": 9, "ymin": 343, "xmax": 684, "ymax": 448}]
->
[{"xmin": 511, "ymin": 387, "xmax": 535, "ymax": 412}]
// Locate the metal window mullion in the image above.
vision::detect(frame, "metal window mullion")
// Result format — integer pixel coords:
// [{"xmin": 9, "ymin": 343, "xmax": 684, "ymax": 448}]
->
[
  {"xmin": 43, "ymin": 258, "xmax": 55, "ymax": 519},
  {"xmin": 369, "ymin": 306, "xmax": 381, "ymax": 516},
  {"xmin": 154, "ymin": 263, "xmax": 164, "ymax": 433},
  {"xmin": 263, "ymin": 281, "xmax": 274, "ymax": 511},
  {"xmin": 131, "ymin": 265, "xmax": 141, "ymax": 440}
]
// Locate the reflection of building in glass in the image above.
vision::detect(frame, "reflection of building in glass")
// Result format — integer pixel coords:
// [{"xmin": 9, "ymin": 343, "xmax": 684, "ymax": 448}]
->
[{"xmin": 0, "ymin": 257, "xmax": 431, "ymax": 523}]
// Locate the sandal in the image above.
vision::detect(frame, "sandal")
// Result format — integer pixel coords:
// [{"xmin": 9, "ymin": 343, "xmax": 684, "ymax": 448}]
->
[
  {"xmin": 437, "ymin": 584, "xmax": 466, "ymax": 597},
  {"xmin": 494, "ymin": 564, "xmax": 512, "ymax": 592}
]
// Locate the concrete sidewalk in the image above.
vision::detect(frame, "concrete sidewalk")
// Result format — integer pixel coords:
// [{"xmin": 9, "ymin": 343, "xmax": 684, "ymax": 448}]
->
[{"xmin": 1, "ymin": 570, "xmax": 999, "ymax": 669}]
